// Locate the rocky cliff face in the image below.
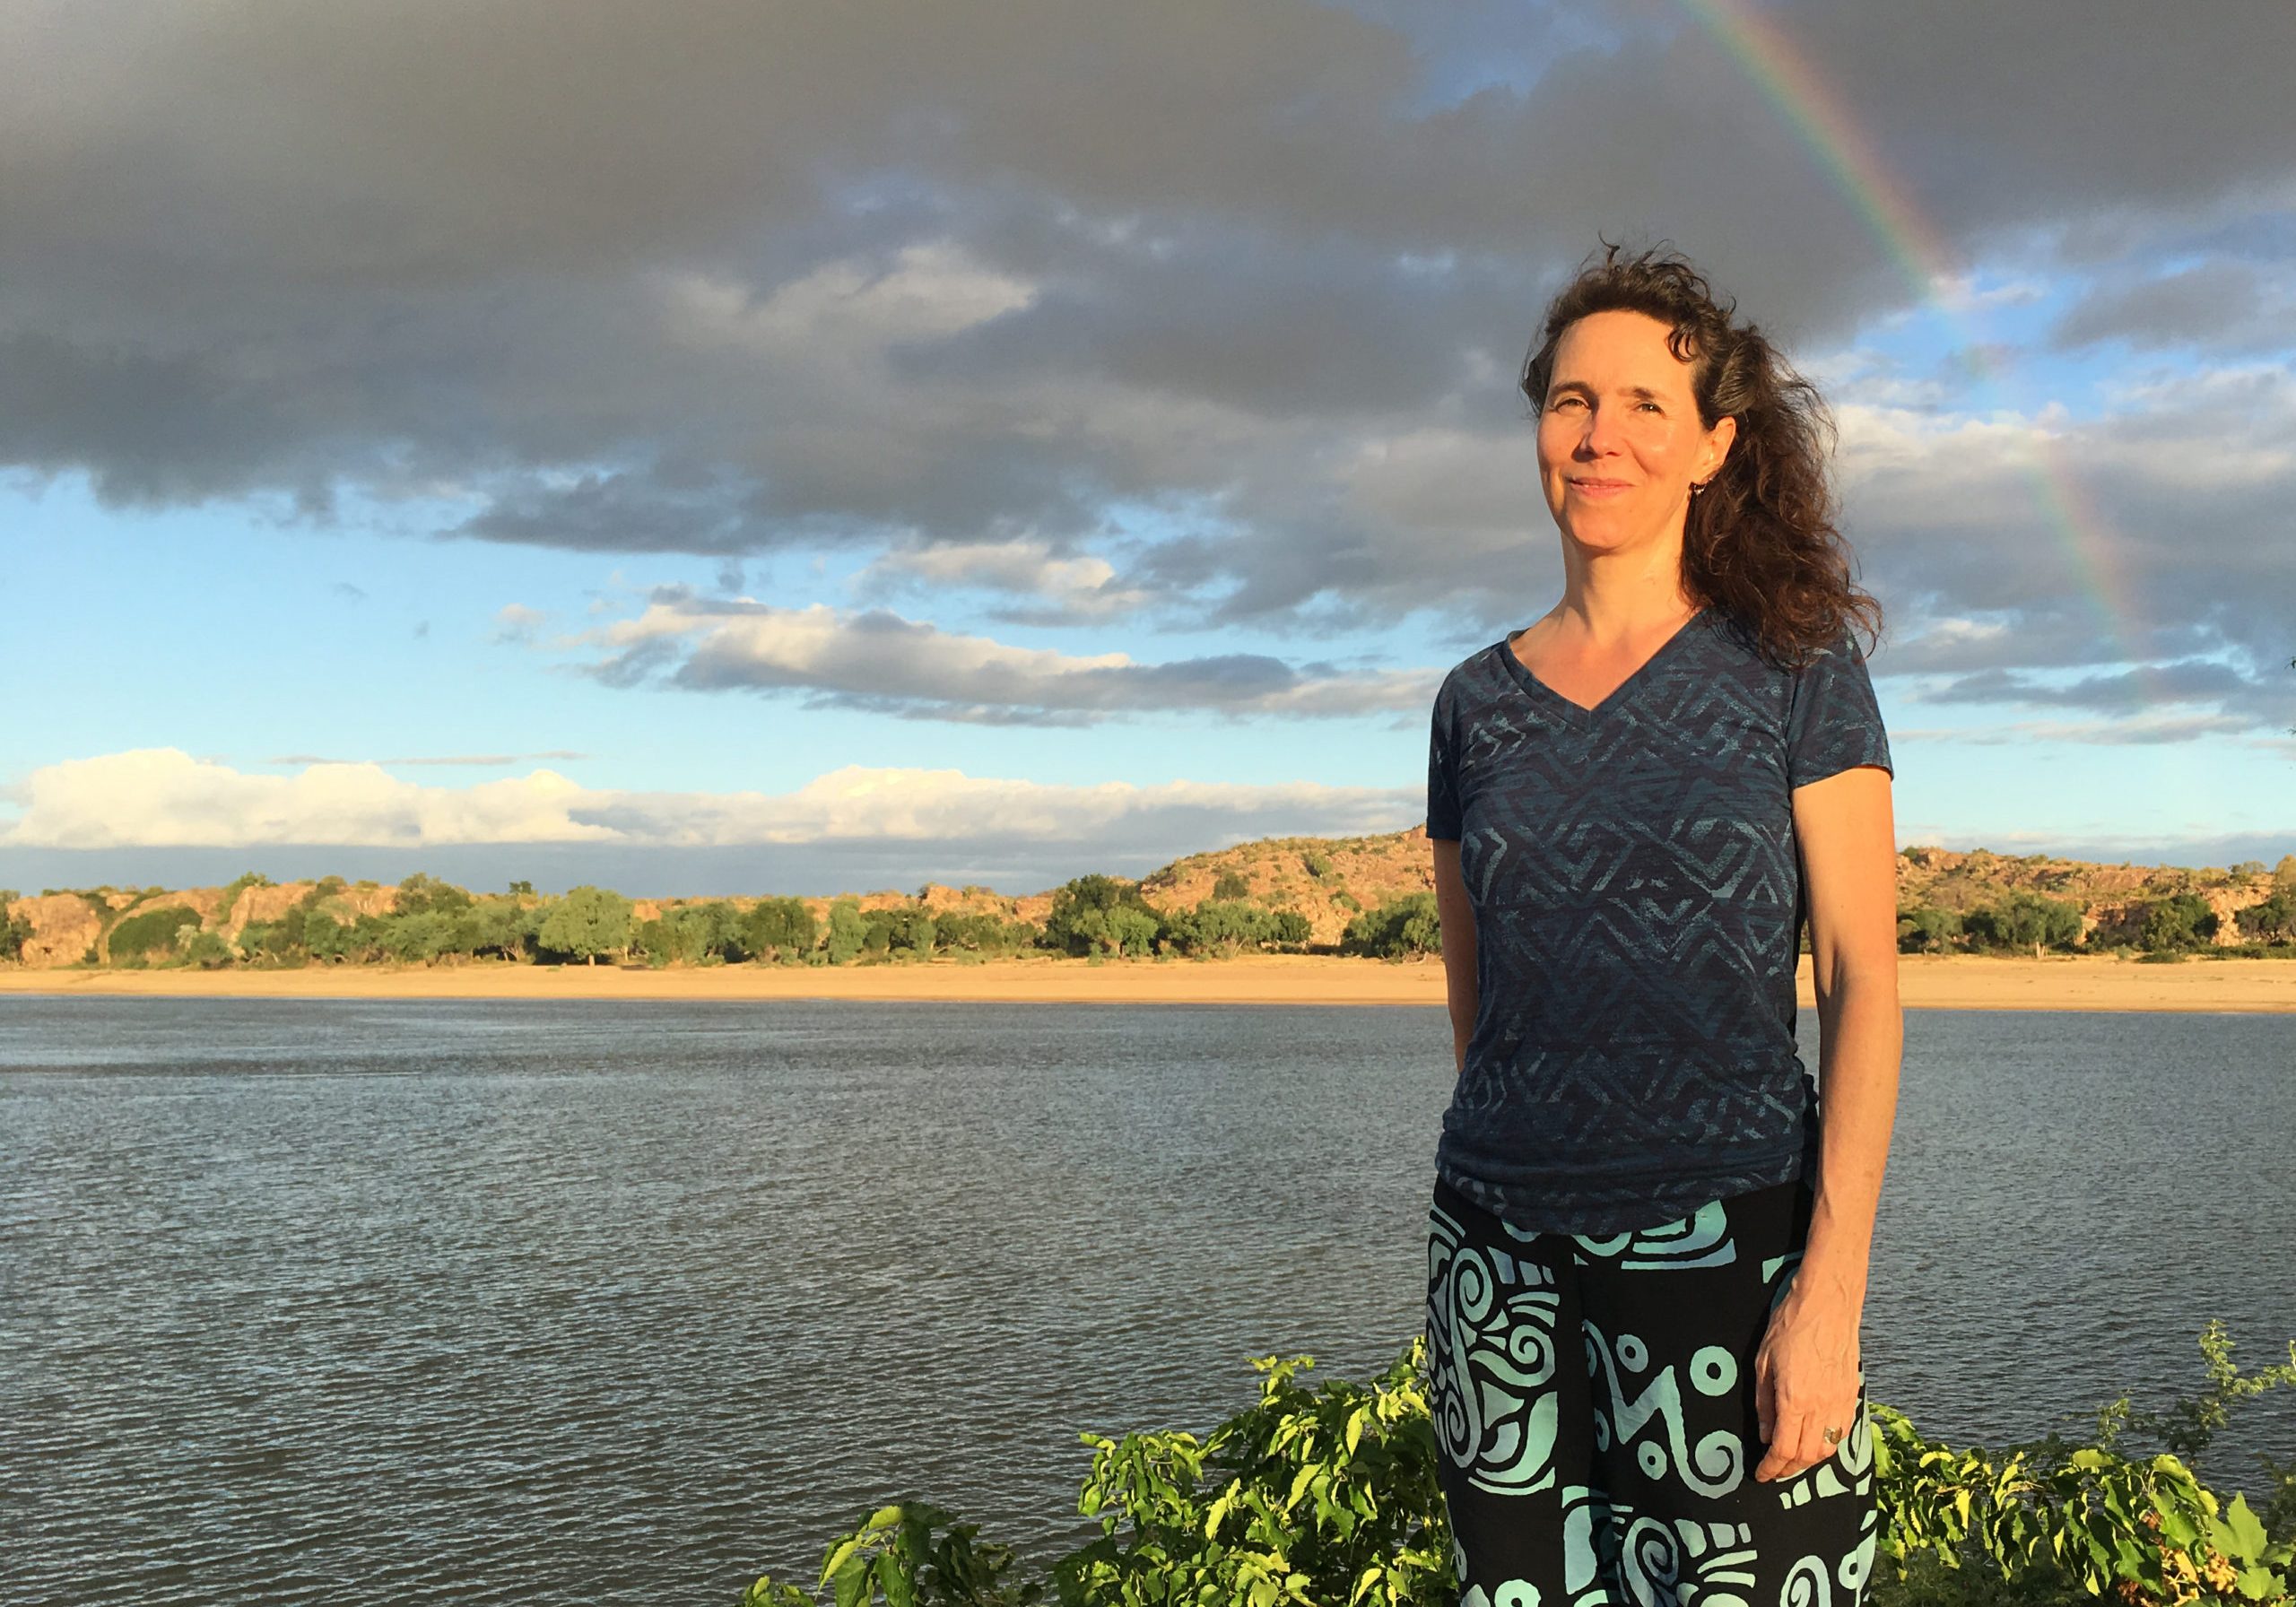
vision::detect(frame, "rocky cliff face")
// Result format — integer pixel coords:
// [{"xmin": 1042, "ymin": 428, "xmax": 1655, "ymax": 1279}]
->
[
  {"xmin": 3, "ymin": 880, "xmax": 409, "ymax": 968},
  {"xmin": 7, "ymin": 894, "xmax": 106, "ymax": 968}
]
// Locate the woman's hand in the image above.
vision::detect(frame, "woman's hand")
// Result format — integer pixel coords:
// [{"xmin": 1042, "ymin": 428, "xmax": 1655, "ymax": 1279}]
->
[{"xmin": 1751, "ymin": 1277, "xmax": 1864, "ymax": 1481}]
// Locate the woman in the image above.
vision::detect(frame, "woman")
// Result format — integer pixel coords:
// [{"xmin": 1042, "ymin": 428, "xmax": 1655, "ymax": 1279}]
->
[{"xmin": 1422, "ymin": 244, "xmax": 1901, "ymax": 1607}]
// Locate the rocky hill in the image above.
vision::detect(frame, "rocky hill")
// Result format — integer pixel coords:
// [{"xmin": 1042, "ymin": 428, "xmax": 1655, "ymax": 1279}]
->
[{"xmin": 4, "ymin": 832, "xmax": 2290, "ymax": 968}]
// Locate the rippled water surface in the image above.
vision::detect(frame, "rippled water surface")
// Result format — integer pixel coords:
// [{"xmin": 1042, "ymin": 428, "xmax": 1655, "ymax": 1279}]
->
[{"xmin": 4, "ymin": 998, "xmax": 2292, "ymax": 1606}]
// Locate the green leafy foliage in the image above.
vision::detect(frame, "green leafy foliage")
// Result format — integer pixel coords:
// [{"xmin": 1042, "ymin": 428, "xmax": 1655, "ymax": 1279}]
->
[
  {"xmin": 395, "ymin": 872, "xmax": 474, "ymax": 919},
  {"xmin": 1163, "ymin": 899, "xmax": 1292, "ymax": 957},
  {"xmin": 1339, "ymin": 894, "xmax": 1440, "ymax": 959},
  {"xmin": 745, "ymin": 897, "xmax": 822, "ymax": 960},
  {"xmin": 827, "ymin": 898, "xmax": 868, "ymax": 964},
  {"xmin": 107, "ymin": 905, "xmax": 204, "ymax": 963},
  {"xmin": 1899, "ymin": 906, "xmax": 1966, "ymax": 954},
  {"xmin": 933, "ymin": 911, "xmax": 1041, "ymax": 955},
  {"xmin": 638, "ymin": 900, "xmax": 750, "ymax": 966},
  {"xmin": 536, "ymin": 884, "xmax": 634, "ymax": 963},
  {"xmin": 1961, "ymin": 893, "xmax": 2084, "ymax": 954},
  {"xmin": 1046, "ymin": 876, "xmax": 1161, "ymax": 958},
  {"xmin": 2141, "ymin": 894, "xmax": 2222, "ymax": 952},
  {"xmin": 2232, "ymin": 890, "xmax": 2296, "ymax": 943},
  {"xmin": 744, "ymin": 1325, "xmax": 2294, "ymax": 1607}
]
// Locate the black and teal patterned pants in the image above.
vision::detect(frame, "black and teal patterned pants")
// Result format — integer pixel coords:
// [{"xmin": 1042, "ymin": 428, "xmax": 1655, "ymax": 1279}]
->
[{"xmin": 1424, "ymin": 1175, "xmax": 1878, "ymax": 1607}]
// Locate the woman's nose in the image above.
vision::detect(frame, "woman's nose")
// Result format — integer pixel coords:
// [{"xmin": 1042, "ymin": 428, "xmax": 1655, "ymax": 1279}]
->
[{"xmin": 1579, "ymin": 404, "xmax": 1622, "ymax": 456}]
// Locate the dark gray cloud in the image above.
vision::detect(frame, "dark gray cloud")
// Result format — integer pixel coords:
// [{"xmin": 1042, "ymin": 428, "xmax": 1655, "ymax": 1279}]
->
[
  {"xmin": 5, "ymin": 0, "xmax": 2294, "ymax": 697},
  {"xmin": 566, "ymin": 590, "xmax": 1431, "ymax": 725},
  {"xmin": 1824, "ymin": 360, "xmax": 2296, "ymax": 737},
  {"xmin": 2051, "ymin": 262, "xmax": 2296, "ymax": 353}
]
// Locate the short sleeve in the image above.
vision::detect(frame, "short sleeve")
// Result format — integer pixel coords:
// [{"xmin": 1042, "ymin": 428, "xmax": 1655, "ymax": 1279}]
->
[
  {"xmin": 1786, "ymin": 629, "xmax": 1893, "ymax": 790},
  {"xmin": 1426, "ymin": 677, "xmax": 1463, "ymax": 841}
]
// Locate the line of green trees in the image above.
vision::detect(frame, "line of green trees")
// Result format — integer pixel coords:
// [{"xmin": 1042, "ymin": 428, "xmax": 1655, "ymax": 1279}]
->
[
  {"xmin": 16, "ymin": 855, "xmax": 2296, "ymax": 969},
  {"xmin": 1896, "ymin": 873, "xmax": 2296, "ymax": 959},
  {"xmin": 2, "ymin": 872, "xmax": 1453, "ymax": 969}
]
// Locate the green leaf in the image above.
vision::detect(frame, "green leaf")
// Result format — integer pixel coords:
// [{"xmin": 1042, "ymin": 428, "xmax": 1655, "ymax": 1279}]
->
[
  {"xmin": 2222, "ymin": 1493, "xmax": 2270, "ymax": 1559},
  {"xmin": 2234, "ymin": 1565, "xmax": 2282, "ymax": 1601},
  {"xmin": 2158, "ymin": 1505, "xmax": 2200, "ymax": 1547},
  {"xmin": 1285, "ymin": 1463, "xmax": 1317, "ymax": 1513},
  {"xmin": 821, "ymin": 1540, "xmax": 866, "ymax": 1589}
]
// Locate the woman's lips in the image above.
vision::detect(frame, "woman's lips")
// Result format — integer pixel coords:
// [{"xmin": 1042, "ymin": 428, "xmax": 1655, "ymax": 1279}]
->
[{"xmin": 1566, "ymin": 477, "xmax": 1633, "ymax": 497}]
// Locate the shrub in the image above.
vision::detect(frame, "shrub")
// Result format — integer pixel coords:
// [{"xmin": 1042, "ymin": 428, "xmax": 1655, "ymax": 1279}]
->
[
  {"xmin": 934, "ymin": 912, "xmax": 1037, "ymax": 955},
  {"xmin": 396, "ymin": 872, "xmax": 474, "ymax": 919},
  {"xmin": 745, "ymin": 897, "xmax": 821, "ymax": 960},
  {"xmin": 536, "ymin": 885, "xmax": 633, "ymax": 964},
  {"xmin": 1341, "ymin": 894, "xmax": 1441, "ymax": 959},
  {"xmin": 1963, "ymin": 893, "xmax": 2084, "ymax": 954},
  {"xmin": 887, "ymin": 908, "xmax": 936, "ymax": 960},
  {"xmin": 181, "ymin": 931, "xmax": 235, "ymax": 970},
  {"xmin": 2236, "ymin": 891, "xmax": 2296, "ymax": 944},
  {"xmin": 740, "ymin": 1324, "xmax": 2296, "ymax": 1607},
  {"xmin": 108, "ymin": 906, "xmax": 204, "ymax": 964},
  {"xmin": 1900, "ymin": 906, "xmax": 1964, "ymax": 954},
  {"xmin": 1045, "ymin": 876, "xmax": 1161, "ymax": 957},
  {"xmin": 826, "ymin": 899, "xmax": 868, "ymax": 964},
  {"xmin": 2141, "ymin": 895, "xmax": 2220, "ymax": 953}
]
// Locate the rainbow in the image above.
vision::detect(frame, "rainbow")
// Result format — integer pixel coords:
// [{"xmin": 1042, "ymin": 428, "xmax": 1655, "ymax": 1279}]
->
[{"xmin": 1679, "ymin": 0, "xmax": 2155, "ymax": 695}]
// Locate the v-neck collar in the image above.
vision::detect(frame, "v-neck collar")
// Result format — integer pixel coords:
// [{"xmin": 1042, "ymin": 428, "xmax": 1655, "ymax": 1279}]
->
[{"xmin": 1497, "ymin": 605, "xmax": 1711, "ymax": 729}]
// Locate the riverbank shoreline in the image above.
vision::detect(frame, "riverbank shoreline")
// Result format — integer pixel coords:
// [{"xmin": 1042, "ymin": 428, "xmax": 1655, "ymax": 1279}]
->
[{"xmin": 5, "ymin": 953, "xmax": 2295, "ymax": 1011}]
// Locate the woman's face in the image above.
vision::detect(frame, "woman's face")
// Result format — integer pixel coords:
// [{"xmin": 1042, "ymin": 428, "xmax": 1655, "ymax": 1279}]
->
[{"xmin": 1535, "ymin": 308, "xmax": 1735, "ymax": 554}]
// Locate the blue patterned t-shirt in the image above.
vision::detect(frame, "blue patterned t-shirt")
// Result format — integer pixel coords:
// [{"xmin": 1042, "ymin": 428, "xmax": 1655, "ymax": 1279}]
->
[{"xmin": 1424, "ymin": 604, "xmax": 1892, "ymax": 1236}]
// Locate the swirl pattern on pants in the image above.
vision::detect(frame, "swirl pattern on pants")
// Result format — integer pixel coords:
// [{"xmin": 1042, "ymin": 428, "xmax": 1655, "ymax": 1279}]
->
[{"xmin": 1428, "ymin": 1201, "xmax": 1566, "ymax": 1494}]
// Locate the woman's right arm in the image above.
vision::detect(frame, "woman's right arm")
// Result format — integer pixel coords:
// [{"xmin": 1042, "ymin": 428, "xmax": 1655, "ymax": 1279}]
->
[{"xmin": 1432, "ymin": 838, "xmax": 1477, "ymax": 1073}]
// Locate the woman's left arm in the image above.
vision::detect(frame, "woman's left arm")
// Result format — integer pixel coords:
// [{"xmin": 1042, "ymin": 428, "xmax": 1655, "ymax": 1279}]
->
[{"xmin": 1752, "ymin": 761, "xmax": 1903, "ymax": 1481}]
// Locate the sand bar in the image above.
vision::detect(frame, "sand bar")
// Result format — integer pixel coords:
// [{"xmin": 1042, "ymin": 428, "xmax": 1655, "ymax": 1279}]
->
[{"xmin": 4, "ymin": 953, "xmax": 2294, "ymax": 1012}]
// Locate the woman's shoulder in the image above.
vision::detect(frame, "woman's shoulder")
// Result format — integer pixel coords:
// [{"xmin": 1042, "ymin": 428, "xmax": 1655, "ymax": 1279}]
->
[{"xmin": 1433, "ymin": 638, "xmax": 1507, "ymax": 699}]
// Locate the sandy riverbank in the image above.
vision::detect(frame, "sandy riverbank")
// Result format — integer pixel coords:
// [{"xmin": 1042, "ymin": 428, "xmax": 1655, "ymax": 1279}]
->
[{"xmin": 4, "ymin": 953, "xmax": 2295, "ymax": 1012}]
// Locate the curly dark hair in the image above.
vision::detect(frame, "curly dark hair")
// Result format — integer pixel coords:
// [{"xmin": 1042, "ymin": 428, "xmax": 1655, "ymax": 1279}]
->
[{"xmin": 1518, "ymin": 241, "xmax": 1883, "ymax": 671}]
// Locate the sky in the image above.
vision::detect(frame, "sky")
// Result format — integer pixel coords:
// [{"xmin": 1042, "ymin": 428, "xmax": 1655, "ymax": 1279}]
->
[{"xmin": 4, "ymin": 0, "xmax": 2293, "ymax": 899}]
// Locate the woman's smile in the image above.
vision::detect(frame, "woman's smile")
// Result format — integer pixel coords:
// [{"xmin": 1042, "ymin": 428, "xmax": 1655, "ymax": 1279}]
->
[{"xmin": 1565, "ymin": 475, "xmax": 1635, "ymax": 498}]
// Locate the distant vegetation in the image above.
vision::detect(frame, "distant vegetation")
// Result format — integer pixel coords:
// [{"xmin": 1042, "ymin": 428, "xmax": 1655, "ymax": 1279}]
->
[
  {"xmin": 1893, "ymin": 852, "xmax": 2296, "ymax": 960},
  {"xmin": 738, "ymin": 1319, "xmax": 2295, "ymax": 1607},
  {"xmin": 3, "ymin": 846, "xmax": 2293, "ymax": 971}
]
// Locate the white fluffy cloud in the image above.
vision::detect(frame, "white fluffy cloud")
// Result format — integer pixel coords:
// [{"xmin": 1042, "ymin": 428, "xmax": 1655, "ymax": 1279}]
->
[{"xmin": 0, "ymin": 749, "xmax": 1417, "ymax": 849}]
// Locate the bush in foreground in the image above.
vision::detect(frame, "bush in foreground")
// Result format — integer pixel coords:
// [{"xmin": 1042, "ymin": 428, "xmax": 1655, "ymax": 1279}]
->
[{"xmin": 744, "ymin": 1323, "xmax": 2294, "ymax": 1607}]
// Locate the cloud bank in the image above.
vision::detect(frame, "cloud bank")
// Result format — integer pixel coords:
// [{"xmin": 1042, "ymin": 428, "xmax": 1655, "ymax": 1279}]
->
[{"xmin": 0, "ymin": 750, "xmax": 1418, "ymax": 852}]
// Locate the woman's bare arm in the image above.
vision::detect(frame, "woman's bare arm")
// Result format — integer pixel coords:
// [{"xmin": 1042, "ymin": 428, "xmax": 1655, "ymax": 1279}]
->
[
  {"xmin": 1752, "ymin": 760, "xmax": 1902, "ymax": 1481},
  {"xmin": 1432, "ymin": 838, "xmax": 1477, "ymax": 1072}
]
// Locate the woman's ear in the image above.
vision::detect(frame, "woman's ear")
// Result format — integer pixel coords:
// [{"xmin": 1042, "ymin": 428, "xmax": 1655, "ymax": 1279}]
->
[{"xmin": 1700, "ymin": 413, "xmax": 1739, "ymax": 484}]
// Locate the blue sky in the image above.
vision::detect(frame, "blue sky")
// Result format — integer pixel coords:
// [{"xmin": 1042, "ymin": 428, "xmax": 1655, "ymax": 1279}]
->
[{"xmin": 4, "ymin": 1, "xmax": 2292, "ymax": 897}]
